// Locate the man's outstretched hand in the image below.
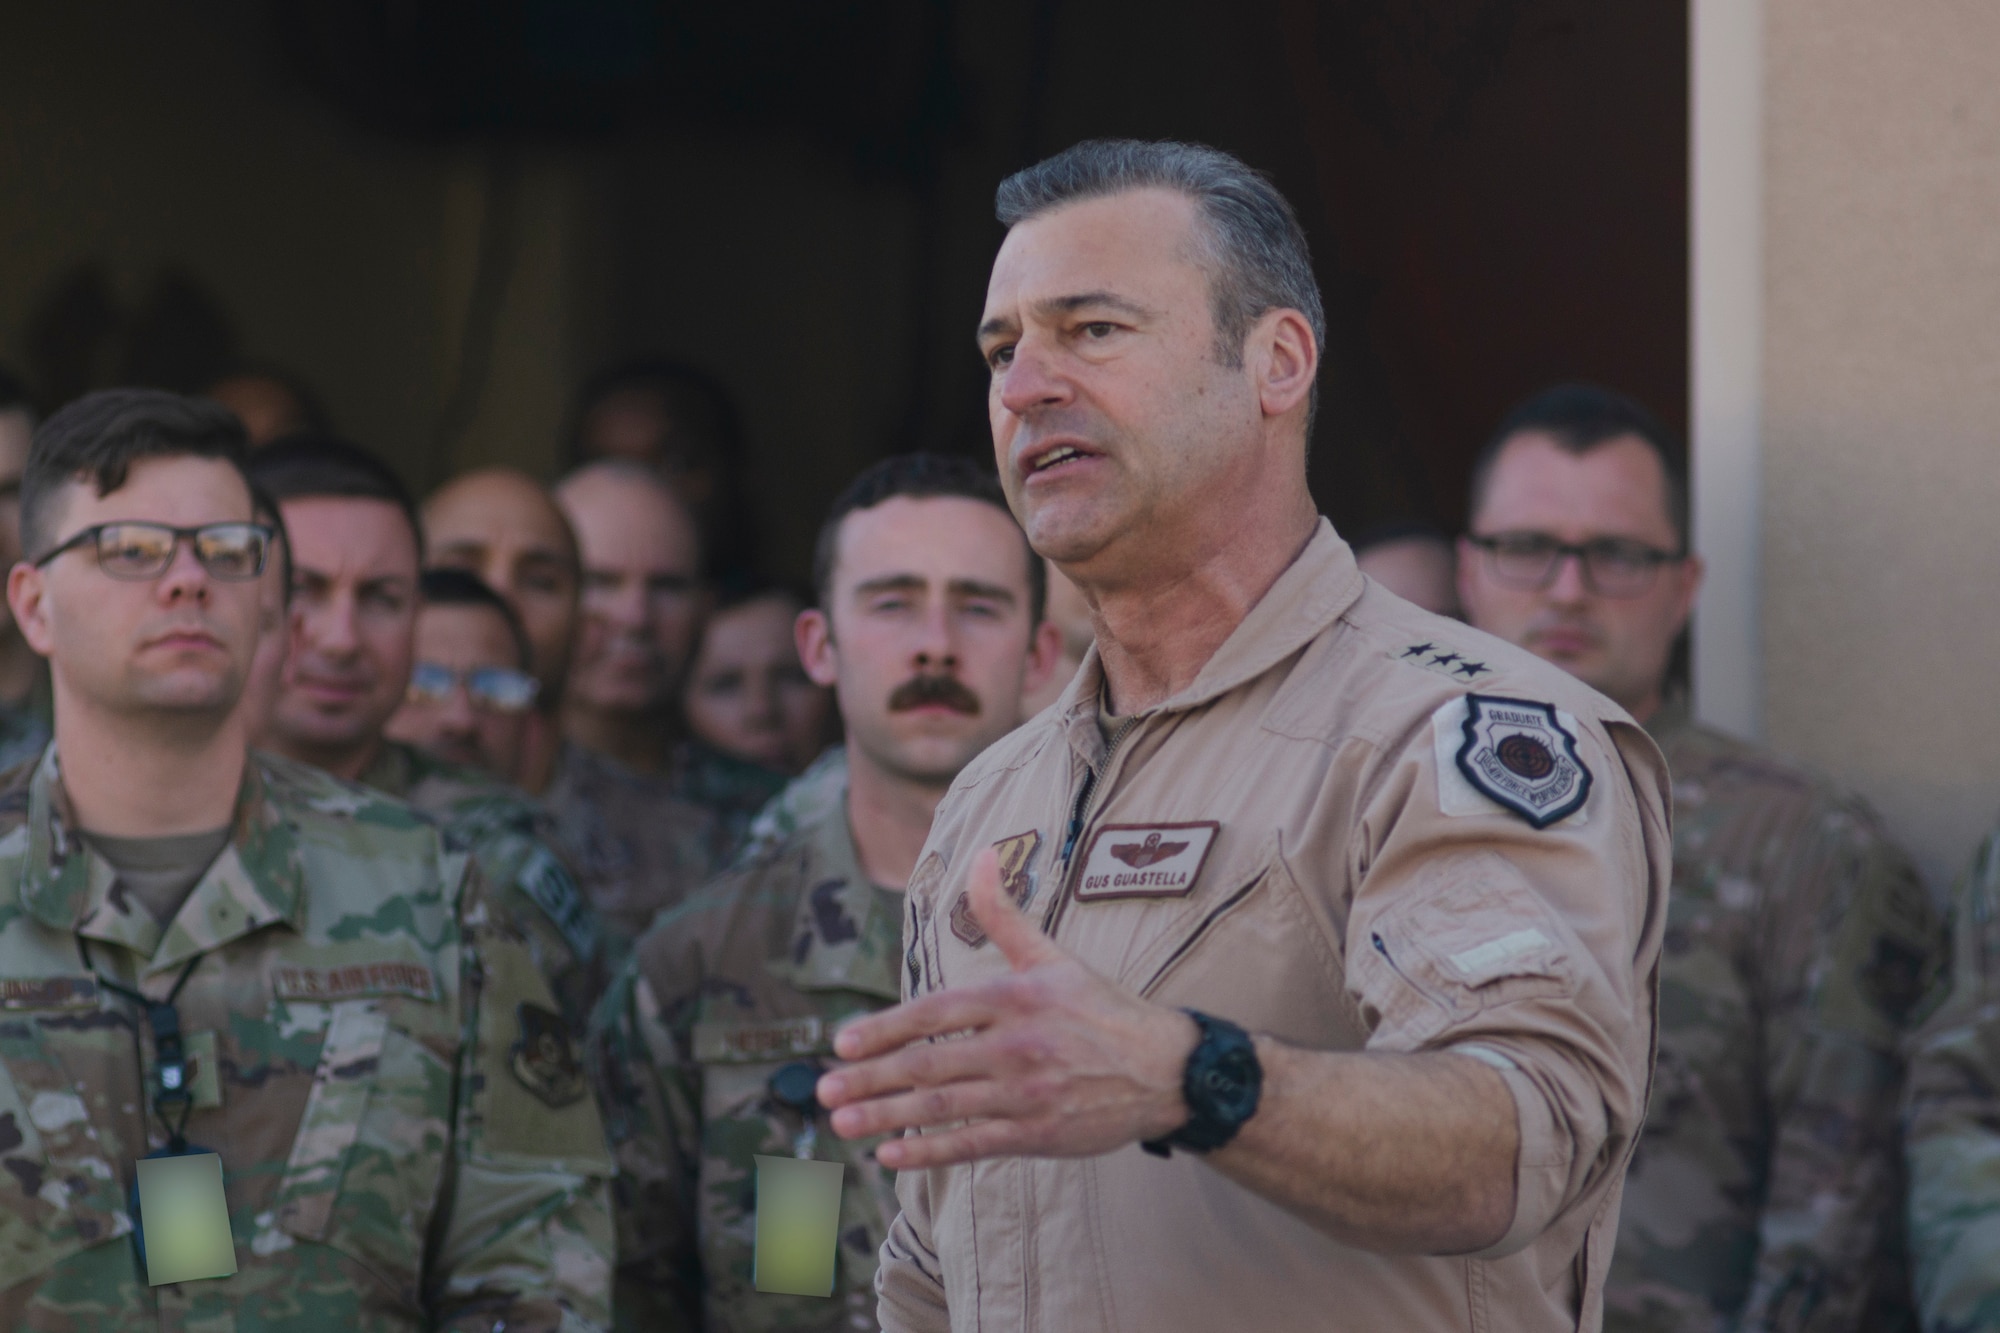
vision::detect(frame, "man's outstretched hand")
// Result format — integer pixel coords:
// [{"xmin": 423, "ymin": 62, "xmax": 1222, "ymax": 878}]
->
[{"xmin": 815, "ymin": 846, "xmax": 1200, "ymax": 1170}]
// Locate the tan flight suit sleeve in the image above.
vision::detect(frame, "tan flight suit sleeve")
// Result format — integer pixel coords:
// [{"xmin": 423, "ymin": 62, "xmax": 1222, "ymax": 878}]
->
[{"xmin": 1342, "ymin": 712, "xmax": 1671, "ymax": 1259}]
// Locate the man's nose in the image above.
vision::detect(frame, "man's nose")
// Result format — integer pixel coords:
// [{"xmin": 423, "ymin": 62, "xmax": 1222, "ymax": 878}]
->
[
  {"xmin": 1544, "ymin": 552, "xmax": 1593, "ymax": 603},
  {"xmin": 309, "ymin": 594, "xmax": 361, "ymax": 656},
  {"xmin": 436, "ymin": 684, "xmax": 480, "ymax": 734},
  {"xmin": 156, "ymin": 538, "xmax": 212, "ymax": 604},
  {"xmin": 996, "ymin": 337, "xmax": 1073, "ymax": 419},
  {"xmin": 912, "ymin": 603, "xmax": 960, "ymax": 671}
]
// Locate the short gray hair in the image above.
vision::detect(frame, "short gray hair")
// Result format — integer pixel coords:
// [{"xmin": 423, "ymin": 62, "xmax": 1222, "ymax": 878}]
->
[{"xmin": 995, "ymin": 139, "xmax": 1324, "ymax": 423}]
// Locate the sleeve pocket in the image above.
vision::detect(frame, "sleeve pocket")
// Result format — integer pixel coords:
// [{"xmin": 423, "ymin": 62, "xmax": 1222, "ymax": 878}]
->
[{"xmin": 1352, "ymin": 852, "xmax": 1578, "ymax": 1050}]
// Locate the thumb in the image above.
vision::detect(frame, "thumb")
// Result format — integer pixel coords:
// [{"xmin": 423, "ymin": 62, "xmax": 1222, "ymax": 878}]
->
[{"xmin": 967, "ymin": 846, "xmax": 1064, "ymax": 972}]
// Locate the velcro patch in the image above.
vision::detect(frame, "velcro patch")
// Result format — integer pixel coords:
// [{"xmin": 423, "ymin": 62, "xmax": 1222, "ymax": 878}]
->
[
  {"xmin": 692, "ymin": 1015, "xmax": 826, "ymax": 1064},
  {"xmin": 1433, "ymin": 694, "xmax": 1592, "ymax": 829},
  {"xmin": 519, "ymin": 847, "xmax": 598, "ymax": 961},
  {"xmin": 0, "ymin": 976, "xmax": 100, "ymax": 1009},
  {"xmin": 272, "ymin": 962, "xmax": 439, "ymax": 1003},
  {"xmin": 1075, "ymin": 822, "xmax": 1220, "ymax": 901}
]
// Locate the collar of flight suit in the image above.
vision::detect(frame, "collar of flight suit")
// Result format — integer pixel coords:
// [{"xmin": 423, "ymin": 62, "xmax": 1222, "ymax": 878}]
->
[
  {"xmin": 21, "ymin": 746, "xmax": 308, "ymax": 975},
  {"xmin": 1052, "ymin": 518, "xmax": 1367, "ymax": 770},
  {"xmin": 770, "ymin": 787, "xmax": 903, "ymax": 1003}
]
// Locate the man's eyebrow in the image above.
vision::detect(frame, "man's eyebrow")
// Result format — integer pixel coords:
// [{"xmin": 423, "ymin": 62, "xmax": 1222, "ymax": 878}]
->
[
  {"xmin": 433, "ymin": 540, "xmax": 487, "ymax": 558},
  {"xmin": 947, "ymin": 578, "xmax": 1016, "ymax": 604},
  {"xmin": 977, "ymin": 291, "xmax": 1156, "ymax": 341},
  {"xmin": 852, "ymin": 573, "xmax": 928, "ymax": 597}
]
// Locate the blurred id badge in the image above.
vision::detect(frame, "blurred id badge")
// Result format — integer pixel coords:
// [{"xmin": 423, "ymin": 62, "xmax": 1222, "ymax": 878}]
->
[
  {"xmin": 135, "ymin": 1151, "xmax": 238, "ymax": 1285},
  {"xmin": 753, "ymin": 1155, "xmax": 844, "ymax": 1297}
]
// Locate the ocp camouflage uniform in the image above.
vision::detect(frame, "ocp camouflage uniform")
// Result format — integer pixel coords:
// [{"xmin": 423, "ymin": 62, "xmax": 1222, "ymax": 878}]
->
[
  {"xmin": 734, "ymin": 745, "xmax": 848, "ymax": 867},
  {"xmin": 589, "ymin": 765, "xmax": 899, "ymax": 1332},
  {"xmin": 544, "ymin": 741, "xmax": 721, "ymax": 958},
  {"xmin": 0, "ymin": 745, "xmax": 614, "ymax": 1330},
  {"xmin": 363, "ymin": 740, "xmax": 605, "ymax": 1030},
  {"xmin": 1905, "ymin": 817, "xmax": 2000, "ymax": 1332},
  {"xmin": 669, "ymin": 737, "xmax": 792, "ymax": 856},
  {"xmin": 1607, "ymin": 700, "xmax": 1945, "ymax": 1332}
]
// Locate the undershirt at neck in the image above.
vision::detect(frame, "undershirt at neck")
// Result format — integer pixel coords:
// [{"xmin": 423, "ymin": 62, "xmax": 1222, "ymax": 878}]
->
[{"xmin": 82, "ymin": 826, "xmax": 234, "ymax": 927}]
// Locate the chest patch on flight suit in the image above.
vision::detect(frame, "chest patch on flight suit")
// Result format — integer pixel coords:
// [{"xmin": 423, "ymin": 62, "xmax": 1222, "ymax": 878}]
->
[
  {"xmin": 509, "ymin": 1002, "xmax": 587, "ymax": 1107},
  {"xmin": 1073, "ymin": 822, "xmax": 1220, "ymax": 901},
  {"xmin": 947, "ymin": 830, "xmax": 1043, "ymax": 947},
  {"xmin": 1441, "ymin": 694, "xmax": 1592, "ymax": 829}
]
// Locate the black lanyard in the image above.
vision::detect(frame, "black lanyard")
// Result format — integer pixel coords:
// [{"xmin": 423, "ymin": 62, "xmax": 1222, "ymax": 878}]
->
[{"xmin": 78, "ymin": 939, "xmax": 203, "ymax": 1153}]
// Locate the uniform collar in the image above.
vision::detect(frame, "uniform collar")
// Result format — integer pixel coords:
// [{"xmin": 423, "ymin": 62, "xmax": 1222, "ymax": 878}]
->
[
  {"xmin": 772, "ymin": 790, "xmax": 903, "ymax": 1002},
  {"xmin": 23, "ymin": 748, "xmax": 306, "ymax": 974},
  {"xmin": 1055, "ymin": 518, "xmax": 1365, "ymax": 766}
]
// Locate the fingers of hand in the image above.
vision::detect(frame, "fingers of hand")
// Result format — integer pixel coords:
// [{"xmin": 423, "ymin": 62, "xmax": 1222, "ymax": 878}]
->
[
  {"xmin": 829, "ymin": 1069, "xmax": 1049, "ymax": 1142},
  {"xmin": 967, "ymin": 845, "xmax": 1062, "ymax": 972},
  {"xmin": 876, "ymin": 1118, "xmax": 1041, "ymax": 1171},
  {"xmin": 825, "ymin": 984, "xmax": 1008, "ymax": 1072}
]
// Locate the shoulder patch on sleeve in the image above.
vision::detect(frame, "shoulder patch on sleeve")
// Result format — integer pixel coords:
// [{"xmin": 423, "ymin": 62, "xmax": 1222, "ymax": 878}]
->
[
  {"xmin": 518, "ymin": 847, "xmax": 599, "ymax": 962},
  {"xmin": 1430, "ymin": 694, "xmax": 1592, "ymax": 828}
]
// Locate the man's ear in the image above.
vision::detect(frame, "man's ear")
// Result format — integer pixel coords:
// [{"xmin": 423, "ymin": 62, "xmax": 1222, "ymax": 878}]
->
[
  {"xmin": 1020, "ymin": 619, "xmax": 1064, "ymax": 701},
  {"xmin": 8, "ymin": 563, "xmax": 54, "ymax": 659},
  {"xmin": 795, "ymin": 607, "xmax": 839, "ymax": 689},
  {"xmin": 1251, "ymin": 307, "xmax": 1318, "ymax": 422}
]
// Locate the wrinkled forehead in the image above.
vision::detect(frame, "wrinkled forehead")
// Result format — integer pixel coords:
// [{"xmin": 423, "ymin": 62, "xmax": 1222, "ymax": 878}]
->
[{"xmin": 983, "ymin": 188, "xmax": 1213, "ymax": 328}]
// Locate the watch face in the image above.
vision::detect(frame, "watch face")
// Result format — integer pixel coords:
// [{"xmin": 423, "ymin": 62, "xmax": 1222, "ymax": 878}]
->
[{"xmin": 1209, "ymin": 1050, "xmax": 1261, "ymax": 1122}]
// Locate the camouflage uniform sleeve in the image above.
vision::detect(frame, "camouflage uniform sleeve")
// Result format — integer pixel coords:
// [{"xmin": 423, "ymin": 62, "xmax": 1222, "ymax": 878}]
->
[
  {"xmin": 1741, "ymin": 796, "xmax": 1945, "ymax": 1330},
  {"xmin": 1907, "ymin": 823, "xmax": 2000, "ymax": 1333},
  {"xmin": 586, "ymin": 955, "xmax": 703, "ymax": 1333},
  {"xmin": 430, "ymin": 851, "xmax": 618, "ymax": 1333}
]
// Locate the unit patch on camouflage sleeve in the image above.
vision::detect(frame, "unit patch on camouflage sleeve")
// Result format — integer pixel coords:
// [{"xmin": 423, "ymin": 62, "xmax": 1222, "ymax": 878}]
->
[
  {"xmin": 519, "ymin": 846, "xmax": 599, "ymax": 961},
  {"xmin": 1074, "ymin": 822, "xmax": 1220, "ymax": 902},
  {"xmin": 1442, "ymin": 694, "xmax": 1592, "ymax": 829},
  {"xmin": 509, "ymin": 1002, "xmax": 587, "ymax": 1108}
]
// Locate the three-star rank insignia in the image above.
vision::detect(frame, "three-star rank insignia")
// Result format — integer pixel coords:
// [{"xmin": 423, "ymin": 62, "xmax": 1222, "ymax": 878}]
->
[
  {"xmin": 1393, "ymin": 641, "xmax": 1494, "ymax": 683},
  {"xmin": 510, "ymin": 1002, "xmax": 588, "ymax": 1108},
  {"xmin": 1454, "ymin": 694, "xmax": 1592, "ymax": 828},
  {"xmin": 949, "ymin": 830, "xmax": 1042, "ymax": 948}
]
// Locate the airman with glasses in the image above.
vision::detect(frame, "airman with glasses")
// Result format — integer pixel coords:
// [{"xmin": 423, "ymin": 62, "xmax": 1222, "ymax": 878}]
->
[{"xmin": 1458, "ymin": 382, "xmax": 1941, "ymax": 1330}]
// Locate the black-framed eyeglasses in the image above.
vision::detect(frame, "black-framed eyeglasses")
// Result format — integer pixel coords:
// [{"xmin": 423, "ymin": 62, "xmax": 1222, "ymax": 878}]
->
[
  {"xmin": 32, "ymin": 522, "xmax": 275, "ymax": 582},
  {"xmin": 1466, "ymin": 531, "xmax": 1685, "ymax": 598},
  {"xmin": 405, "ymin": 662, "xmax": 540, "ymax": 714}
]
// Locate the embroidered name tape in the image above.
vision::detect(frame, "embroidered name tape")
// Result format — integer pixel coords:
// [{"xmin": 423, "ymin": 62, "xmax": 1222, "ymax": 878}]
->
[
  {"xmin": 0, "ymin": 975, "xmax": 101, "ymax": 1009},
  {"xmin": 271, "ymin": 962, "xmax": 439, "ymax": 1003},
  {"xmin": 1074, "ymin": 822, "xmax": 1221, "ymax": 901},
  {"xmin": 692, "ymin": 1015, "xmax": 826, "ymax": 1064},
  {"xmin": 1433, "ymin": 694, "xmax": 1592, "ymax": 829}
]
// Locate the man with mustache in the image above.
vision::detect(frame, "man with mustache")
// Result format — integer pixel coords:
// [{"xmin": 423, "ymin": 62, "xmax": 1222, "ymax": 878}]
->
[
  {"xmin": 0, "ymin": 389, "xmax": 611, "ymax": 1328},
  {"xmin": 813, "ymin": 142, "xmax": 1673, "ymax": 1332},
  {"xmin": 590, "ymin": 453, "xmax": 1059, "ymax": 1331},
  {"xmin": 555, "ymin": 460, "xmax": 788, "ymax": 849},
  {"xmin": 1458, "ymin": 383, "xmax": 1942, "ymax": 1330},
  {"xmin": 249, "ymin": 435, "xmax": 608, "ymax": 1028}
]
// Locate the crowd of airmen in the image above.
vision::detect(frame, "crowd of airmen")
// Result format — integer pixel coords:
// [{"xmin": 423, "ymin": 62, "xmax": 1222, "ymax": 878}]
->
[{"xmin": 0, "ymin": 137, "xmax": 1996, "ymax": 1332}]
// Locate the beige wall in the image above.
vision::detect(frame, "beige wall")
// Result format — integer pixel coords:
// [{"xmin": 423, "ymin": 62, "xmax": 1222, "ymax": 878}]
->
[{"xmin": 1760, "ymin": 0, "xmax": 2000, "ymax": 892}]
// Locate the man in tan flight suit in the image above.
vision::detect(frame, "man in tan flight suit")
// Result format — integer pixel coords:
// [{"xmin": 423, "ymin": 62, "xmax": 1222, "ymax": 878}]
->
[
  {"xmin": 815, "ymin": 140, "xmax": 1671, "ymax": 1331},
  {"xmin": 592, "ymin": 453, "xmax": 1059, "ymax": 1331}
]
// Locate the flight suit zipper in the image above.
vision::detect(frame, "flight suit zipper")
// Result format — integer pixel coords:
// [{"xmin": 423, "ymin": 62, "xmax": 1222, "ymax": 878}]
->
[{"xmin": 1045, "ymin": 716, "xmax": 1139, "ymax": 934}]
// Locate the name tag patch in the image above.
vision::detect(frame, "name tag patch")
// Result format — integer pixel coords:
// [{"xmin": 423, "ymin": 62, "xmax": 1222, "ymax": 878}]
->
[
  {"xmin": 1075, "ymin": 822, "xmax": 1220, "ymax": 901},
  {"xmin": 0, "ymin": 975, "xmax": 101, "ymax": 1009},
  {"xmin": 692, "ymin": 1015, "xmax": 826, "ymax": 1064},
  {"xmin": 271, "ymin": 962, "xmax": 439, "ymax": 1003}
]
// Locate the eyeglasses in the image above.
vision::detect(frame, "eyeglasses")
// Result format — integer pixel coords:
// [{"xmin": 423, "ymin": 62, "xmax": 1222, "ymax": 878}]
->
[
  {"xmin": 1466, "ymin": 532, "xmax": 1684, "ymax": 598},
  {"xmin": 33, "ymin": 522, "xmax": 275, "ymax": 582},
  {"xmin": 405, "ymin": 662, "xmax": 540, "ymax": 714}
]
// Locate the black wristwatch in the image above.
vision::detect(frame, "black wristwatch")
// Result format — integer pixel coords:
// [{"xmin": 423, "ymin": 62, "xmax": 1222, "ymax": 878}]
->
[{"xmin": 1141, "ymin": 1009, "xmax": 1263, "ymax": 1158}]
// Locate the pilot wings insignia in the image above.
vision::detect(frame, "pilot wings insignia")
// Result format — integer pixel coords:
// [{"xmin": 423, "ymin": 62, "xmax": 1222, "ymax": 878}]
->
[{"xmin": 1109, "ymin": 832, "xmax": 1188, "ymax": 869}]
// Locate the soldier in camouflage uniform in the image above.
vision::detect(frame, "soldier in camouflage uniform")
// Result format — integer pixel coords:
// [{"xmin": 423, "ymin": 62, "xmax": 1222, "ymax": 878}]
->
[
  {"xmin": 248, "ymin": 439, "xmax": 608, "ymax": 1029},
  {"xmin": 1906, "ymin": 820, "xmax": 2000, "ymax": 1331},
  {"xmin": 735, "ymin": 744, "xmax": 848, "ymax": 867},
  {"xmin": 0, "ymin": 389, "xmax": 612, "ymax": 1328},
  {"xmin": 590, "ymin": 454, "xmax": 1058, "ymax": 1331},
  {"xmin": 1460, "ymin": 384, "xmax": 1946, "ymax": 1330}
]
